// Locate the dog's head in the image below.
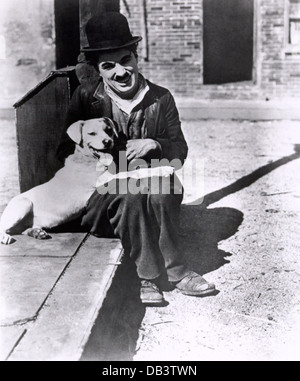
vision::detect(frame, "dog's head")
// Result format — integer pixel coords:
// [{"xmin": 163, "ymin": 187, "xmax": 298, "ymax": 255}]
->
[{"xmin": 67, "ymin": 118, "xmax": 119, "ymax": 158}]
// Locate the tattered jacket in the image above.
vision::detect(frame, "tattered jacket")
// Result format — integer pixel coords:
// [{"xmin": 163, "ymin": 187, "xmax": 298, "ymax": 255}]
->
[{"xmin": 57, "ymin": 79, "xmax": 188, "ymax": 165}]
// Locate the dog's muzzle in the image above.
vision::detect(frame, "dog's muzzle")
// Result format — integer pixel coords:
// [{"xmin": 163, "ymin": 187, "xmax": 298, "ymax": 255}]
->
[
  {"xmin": 88, "ymin": 138, "xmax": 114, "ymax": 158},
  {"xmin": 102, "ymin": 138, "xmax": 114, "ymax": 149}
]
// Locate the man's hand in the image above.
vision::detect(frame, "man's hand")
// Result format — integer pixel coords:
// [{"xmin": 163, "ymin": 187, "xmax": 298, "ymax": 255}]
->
[{"xmin": 126, "ymin": 139, "xmax": 161, "ymax": 162}]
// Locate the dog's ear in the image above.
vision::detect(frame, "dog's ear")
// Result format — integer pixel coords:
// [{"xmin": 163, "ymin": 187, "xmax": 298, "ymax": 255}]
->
[
  {"xmin": 67, "ymin": 121, "xmax": 84, "ymax": 146},
  {"xmin": 103, "ymin": 117, "xmax": 119, "ymax": 139}
]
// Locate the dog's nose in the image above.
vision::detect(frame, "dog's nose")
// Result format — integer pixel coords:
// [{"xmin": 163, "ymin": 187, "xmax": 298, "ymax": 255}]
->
[{"xmin": 103, "ymin": 139, "xmax": 112, "ymax": 148}]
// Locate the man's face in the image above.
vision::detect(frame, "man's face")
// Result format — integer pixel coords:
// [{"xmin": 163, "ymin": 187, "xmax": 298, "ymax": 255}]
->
[{"xmin": 98, "ymin": 48, "xmax": 139, "ymax": 99}]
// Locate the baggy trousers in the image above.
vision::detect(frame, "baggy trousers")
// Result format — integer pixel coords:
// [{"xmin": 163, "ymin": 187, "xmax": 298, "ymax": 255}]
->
[{"xmin": 81, "ymin": 175, "xmax": 189, "ymax": 282}]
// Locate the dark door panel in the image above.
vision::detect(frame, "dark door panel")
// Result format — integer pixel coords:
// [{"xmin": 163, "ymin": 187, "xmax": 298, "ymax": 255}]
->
[{"xmin": 203, "ymin": 0, "xmax": 254, "ymax": 84}]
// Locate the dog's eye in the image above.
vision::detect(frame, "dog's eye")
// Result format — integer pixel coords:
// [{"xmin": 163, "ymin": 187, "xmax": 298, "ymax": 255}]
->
[{"xmin": 88, "ymin": 132, "xmax": 96, "ymax": 136}]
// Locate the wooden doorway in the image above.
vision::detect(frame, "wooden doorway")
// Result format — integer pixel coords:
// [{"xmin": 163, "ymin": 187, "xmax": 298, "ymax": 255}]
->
[
  {"xmin": 203, "ymin": 0, "xmax": 254, "ymax": 85},
  {"xmin": 54, "ymin": 0, "xmax": 80, "ymax": 69},
  {"xmin": 54, "ymin": 0, "xmax": 120, "ymax": 69}
]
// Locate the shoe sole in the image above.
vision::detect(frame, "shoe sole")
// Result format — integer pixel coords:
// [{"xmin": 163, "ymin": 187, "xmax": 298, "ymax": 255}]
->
[
  {"xmin": 140, "ymin": 298, "xmax": 166, "ymax": 305},
  {"xmin": 177, "ymin": 287, "xmax": 216, "ymax": 297}
]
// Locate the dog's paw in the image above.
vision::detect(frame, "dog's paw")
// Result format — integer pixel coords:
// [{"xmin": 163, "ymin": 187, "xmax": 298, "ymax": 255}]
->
[
  {"xmin": 0, "ymin": 233, "xmax": 15, "ymax": 245},
  {"xmin": 143, "ymin": 166, "xmax": 175, "ymax": 178},
  {"xmin": 25, "ymin": 228, "xmax": 51, "ymax": 240},
  {"xmin": 160, "ymin": 166, "xmax": 175, "ymax": 177}
]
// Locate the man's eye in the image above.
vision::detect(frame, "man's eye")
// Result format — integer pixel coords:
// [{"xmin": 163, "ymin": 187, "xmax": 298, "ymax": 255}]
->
[
  {"xmin": 88, "ymin": 132, "xmax": 96, "ymax": 136},
  {"xmin": 101, "ymin": 63, "xmax": 114, "ymax": 70},
  {"xmin": 121, "ymin": 56, "xmax": 132, "ymax": 65}
]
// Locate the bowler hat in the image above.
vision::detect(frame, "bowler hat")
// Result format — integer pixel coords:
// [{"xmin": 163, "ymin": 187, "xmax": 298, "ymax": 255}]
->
[{"xmin": 82, "ymin": 12, "xmax": 142, "ymax": 52}]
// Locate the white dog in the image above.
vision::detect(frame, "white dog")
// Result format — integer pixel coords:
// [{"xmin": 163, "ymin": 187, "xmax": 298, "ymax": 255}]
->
[{"xmin": 0, "ymin": 118, "xmax": 174, "ymax": 245}]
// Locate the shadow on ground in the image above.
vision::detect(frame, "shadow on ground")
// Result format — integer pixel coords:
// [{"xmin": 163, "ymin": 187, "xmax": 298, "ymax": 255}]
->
[
  {"xmin": 180, "ymin": 206, "xmax": 243, "ymax": 276},
  {"xmin": 179, "ymin": 148, "xmax": 300, "ymax": 276},
  {"xmin": 80, "ymin": 149, "xmax": 300, "ymax": 361},
  {"xmin": 80, "ymin": 256, "xmax": 145, "ymax": 361}
]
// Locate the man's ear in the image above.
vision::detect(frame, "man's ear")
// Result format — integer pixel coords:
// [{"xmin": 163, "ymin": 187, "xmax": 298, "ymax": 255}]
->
[{"xmin": 67, "ymin": 121, "xmax": 84, "ymax": 146}]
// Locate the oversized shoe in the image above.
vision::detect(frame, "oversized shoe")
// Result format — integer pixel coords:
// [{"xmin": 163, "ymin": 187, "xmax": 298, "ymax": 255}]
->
[
  {"xmin": 174, "ymin": 271, "xmax": 216, "ymax": 296},
  {"xmin": 140, "ymin": 279, "xmax": 165, "ymax": 305}
]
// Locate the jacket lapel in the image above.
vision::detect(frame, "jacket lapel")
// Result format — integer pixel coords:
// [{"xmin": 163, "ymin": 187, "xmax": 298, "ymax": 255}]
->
[
  {"xmin": 143, "ymin": 83, "xmax": 160, "ymax": 138},
  {"xmin": 89, "ymin": 79, "xmax": 160, "ymax": 137},
  {"xmin": 91, "ymin": 82, "xmax": 113, "ymax": 119}
]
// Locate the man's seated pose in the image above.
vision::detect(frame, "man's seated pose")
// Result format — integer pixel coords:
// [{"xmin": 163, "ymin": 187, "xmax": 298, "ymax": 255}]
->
[{"xmin": 57, "ymin": 12, "xmax": 216, "ymax": 305}]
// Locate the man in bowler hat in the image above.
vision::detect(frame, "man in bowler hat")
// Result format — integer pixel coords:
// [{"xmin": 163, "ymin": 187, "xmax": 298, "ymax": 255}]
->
[{"xmin": 58, "ymin": 12, "xmax": 216, "ymax": 305}]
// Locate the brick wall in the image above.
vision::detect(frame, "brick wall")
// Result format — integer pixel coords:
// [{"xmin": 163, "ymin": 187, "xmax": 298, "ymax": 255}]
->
[
  {"xmin": 121, "ymin": 0, "xmax": 203, "ymax": 97},
  {"xmin": 121, "ymin": 0, "xmax": 300, "ymax": 100},
  {"xmin": 260, "ymin": 0, "xmax": 300, "ymax": 99},
  {"xmin": 1, "ymin": 0, "xmax": 299, "ymax": 105}
]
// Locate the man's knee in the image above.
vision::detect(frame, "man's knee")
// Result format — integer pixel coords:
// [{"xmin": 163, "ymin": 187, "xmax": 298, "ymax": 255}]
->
[
  {"xmin": 149, "ymin": 192, "xmax": 181, "ymax": 209},
  {"xmin": 119, "ymin": 192, "xmax": 147, "ymax": 209}
]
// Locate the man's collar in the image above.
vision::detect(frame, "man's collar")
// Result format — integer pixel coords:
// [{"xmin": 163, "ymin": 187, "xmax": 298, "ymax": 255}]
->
[
  {"xmin": 93, "ymin": 80, "xmax": 106, "ymax": 101},
  {"xmin": 94, "ymin": 75, "xmax": 150, "ymax": 115}
]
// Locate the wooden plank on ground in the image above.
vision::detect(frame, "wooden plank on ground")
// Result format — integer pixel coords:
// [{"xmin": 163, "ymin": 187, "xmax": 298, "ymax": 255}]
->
[
  {"xmin": 7, "ymin": 235, "xmax": 123, "ymax": 361},
  {"xmin": 0, "ymin": 233, "xmax": 86, "ymax": 258},
  {"xmin": 0, "ymin": 326, "xmax": 26, "ymax": 361},
  {"xmin": 0, "ymin": 233, "xmax": 87, "ymax": 325}
]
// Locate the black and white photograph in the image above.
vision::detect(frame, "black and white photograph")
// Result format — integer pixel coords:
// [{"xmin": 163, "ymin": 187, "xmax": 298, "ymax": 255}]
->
[{"xmin": 0, "ymin": 0, "xmax": 299, "ymax": 363}]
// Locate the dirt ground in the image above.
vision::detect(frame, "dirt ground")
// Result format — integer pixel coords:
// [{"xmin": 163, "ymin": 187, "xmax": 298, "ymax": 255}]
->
[{"xmin": 1, "ymin": 117, "xmax": 300, "ymax": 361}]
